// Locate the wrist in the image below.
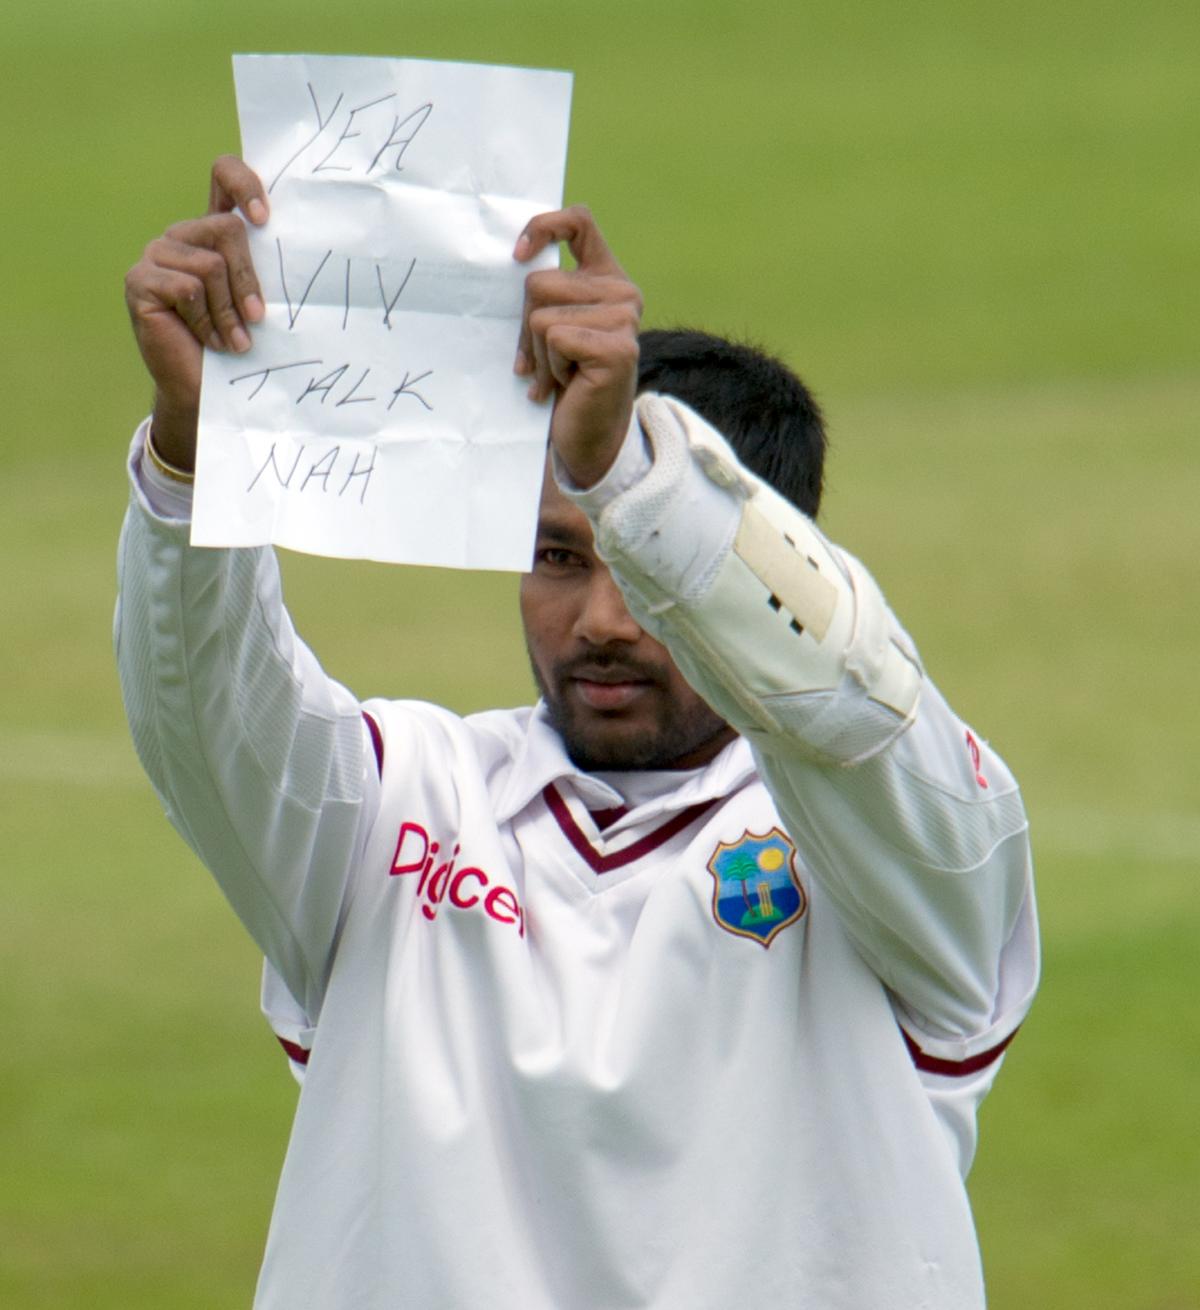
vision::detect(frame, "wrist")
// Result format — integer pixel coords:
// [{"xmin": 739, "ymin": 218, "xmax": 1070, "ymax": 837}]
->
[
  {"xmin": 149, "ymin": 393, "xmax": 198, "ymax": 473},
  {"xmin": 144, "ymin": 427, "xmax": 196, "ymax": 485},
  {"xmin": 558, "ymin": 450, "xmax": 618, "ymax": 489},
  {"xmin": 555, "ymin": 408, "xmax": 634, "ymax": 489},
  {"xmin": 554, "ymin": 409, "xmax": 651, "ymax": 514}
]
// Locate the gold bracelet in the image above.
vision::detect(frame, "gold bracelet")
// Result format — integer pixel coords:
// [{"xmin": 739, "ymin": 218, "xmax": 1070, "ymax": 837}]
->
[{"xmin": 145, "ymin": 428, "xmax": 196, "ymax": 485}]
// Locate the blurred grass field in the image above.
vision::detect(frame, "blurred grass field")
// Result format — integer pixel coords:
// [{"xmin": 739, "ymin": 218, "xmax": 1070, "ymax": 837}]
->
[{"xmin": 2, "ymin": 1, "xmax": 1198, "ymax": 1305}]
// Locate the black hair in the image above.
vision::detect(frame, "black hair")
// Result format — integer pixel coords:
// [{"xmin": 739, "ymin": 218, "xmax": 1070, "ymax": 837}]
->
[{"xmin": 636, "ymin": 328, "xmax": 826, "ymax": 518}]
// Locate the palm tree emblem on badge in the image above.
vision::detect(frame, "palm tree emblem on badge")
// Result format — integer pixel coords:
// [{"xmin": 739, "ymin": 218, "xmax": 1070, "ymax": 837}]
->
[{"xmin": 706, "ymin": 827, "xmax": 807, "ymax": 947}]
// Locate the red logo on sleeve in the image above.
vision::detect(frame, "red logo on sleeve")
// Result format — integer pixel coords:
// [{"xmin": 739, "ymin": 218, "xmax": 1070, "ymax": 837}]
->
[{"xmin": 965, "ymin": 731, "xmax": 989, "ymax": 789}]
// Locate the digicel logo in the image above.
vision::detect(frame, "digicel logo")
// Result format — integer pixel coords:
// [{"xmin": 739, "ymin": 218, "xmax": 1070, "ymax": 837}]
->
[{"xmin": 389, "ymin": 820, "xmax": 526, "ymax": 938}]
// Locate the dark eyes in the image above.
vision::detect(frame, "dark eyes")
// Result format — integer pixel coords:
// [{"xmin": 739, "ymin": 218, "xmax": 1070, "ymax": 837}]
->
[{"xmin": 535, "ymin": 545, "xmax": 587, "ymax": 572}]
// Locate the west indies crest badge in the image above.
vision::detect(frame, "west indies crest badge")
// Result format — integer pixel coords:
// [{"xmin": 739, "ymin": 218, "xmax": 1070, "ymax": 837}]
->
[{"xmin": 707, "ymin": 827, "xmax": 807, "ymax": 947}]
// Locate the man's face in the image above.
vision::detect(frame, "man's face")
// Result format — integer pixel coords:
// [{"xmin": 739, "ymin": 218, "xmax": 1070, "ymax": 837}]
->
[{"xmin": 520, "ymin": 470, "xmax": 735, "ymax": 772}]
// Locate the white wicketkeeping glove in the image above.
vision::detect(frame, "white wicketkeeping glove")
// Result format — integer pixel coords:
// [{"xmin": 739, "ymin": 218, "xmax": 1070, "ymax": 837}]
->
[{"xmin": 590, "ymin": 394, "xmax": 923, "ymax": 766}]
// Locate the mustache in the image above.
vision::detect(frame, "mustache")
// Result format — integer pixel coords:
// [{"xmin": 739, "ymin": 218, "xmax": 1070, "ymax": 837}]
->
[{"xmin": 552, "ymin": 647, "xmax": 667, "ymax": 688}]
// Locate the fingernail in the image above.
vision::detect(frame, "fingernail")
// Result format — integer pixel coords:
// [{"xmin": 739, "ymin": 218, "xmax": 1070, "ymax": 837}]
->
[
  {"xmin": 244, "ymin": 294, "xmax": 265, "ymax": 323},
  {"xmin": 514, "ymin": 349, "xmax": 529, "ymax": 375},
  {"xmin": 232, "ymin": 326, "xmax": 252, "ymax": 353},
  {"xmin": 514, "ymin": 232, "xmax": 531, "ymax": 259},
  {"xmin": 208, "ymin": 332, "xmax": 224, "ymax": 352},
  {"xmin": 247, "ymin": 198, "xmax": 268, "ymax": 225}
]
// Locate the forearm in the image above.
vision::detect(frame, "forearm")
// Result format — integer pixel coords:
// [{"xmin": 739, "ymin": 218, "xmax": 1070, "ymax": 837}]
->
[
  {"xmin": 754, "ymin": 685, "xmax": 1036, "ymax": 1044},
  {"xmin": 567, "ymin": 396, "xmax": 1037, "ymax": 1040},
  {"xmin": 115, "ymin": 423, "xmax": 376, "ymax": 1018}
]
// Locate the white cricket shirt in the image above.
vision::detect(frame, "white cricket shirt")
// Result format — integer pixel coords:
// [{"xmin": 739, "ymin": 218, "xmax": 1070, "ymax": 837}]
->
[{"xmin": 117, "ymin": 408, "xmax": 1037, "ymax": 1309}]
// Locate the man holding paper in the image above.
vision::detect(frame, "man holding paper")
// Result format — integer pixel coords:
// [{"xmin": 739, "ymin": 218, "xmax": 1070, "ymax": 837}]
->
[{"xmin": 118, "ymin": 152, "xmax": 1036, "ymax": 1309}]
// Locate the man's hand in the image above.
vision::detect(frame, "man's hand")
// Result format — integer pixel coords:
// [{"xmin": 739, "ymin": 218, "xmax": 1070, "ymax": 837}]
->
[
  {"xmin": 123, "ymin": 156, "xmax": 269, "ymax": 470},
  {"xmin": 513, "ymin": 207, "xmax": 642, "ymax": 489}
]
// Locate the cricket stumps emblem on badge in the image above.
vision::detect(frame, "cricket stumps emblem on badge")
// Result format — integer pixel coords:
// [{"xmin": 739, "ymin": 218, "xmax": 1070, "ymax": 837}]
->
[{"xmin": 707, "ymin": 827, "xmax": 807, "ymax": 947}]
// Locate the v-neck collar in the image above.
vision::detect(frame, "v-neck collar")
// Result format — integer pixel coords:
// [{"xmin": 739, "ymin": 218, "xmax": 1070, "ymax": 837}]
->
[
  {"xmin": 490, "ymin": 702, "xmax": 757, "ymax": 825},
  {"xmin": 542, "ymin": 783, "xmax": 721, "ymax": 875}
]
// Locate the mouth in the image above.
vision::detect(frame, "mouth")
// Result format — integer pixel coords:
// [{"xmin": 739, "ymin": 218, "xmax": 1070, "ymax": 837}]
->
[
  {"xmin": 565, "ymin": 664, "xmax": 659, "ymax": 713},
  {"xmin": 570, "ymin": 678, "xmax": 651, "ymax": 711}
]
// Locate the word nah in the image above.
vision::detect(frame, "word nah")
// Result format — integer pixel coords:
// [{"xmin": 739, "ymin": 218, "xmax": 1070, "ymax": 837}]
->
[
  {"xmin": 247, "ymin": 441, "xmax": 376, "ymax": 504},
  {"xmin": 390, "ymin": 820, "xmax": 526, "ymax": 937}
]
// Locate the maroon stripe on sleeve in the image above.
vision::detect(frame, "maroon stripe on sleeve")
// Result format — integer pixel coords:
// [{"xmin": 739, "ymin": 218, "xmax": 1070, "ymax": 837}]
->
[
  {"xmin": 277, "ymin": 1036, "xmax": 311, "ymax": 1066},
  {"xmin": 544, "ymin": 784, "xmax": 718, "ymax": 874},
  {"xmin": 901, "ymin": 1026, "xmax": 1019, "ymax": 1077},
  {"xmin": 363, "ymin": 711, "xmax": 384, "ymax": 776}
]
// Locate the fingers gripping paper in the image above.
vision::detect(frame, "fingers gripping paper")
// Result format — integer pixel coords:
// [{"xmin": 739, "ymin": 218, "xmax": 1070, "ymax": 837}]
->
[{"xmin": 193, "ymin": 54, "xmax": 573, "ymax": 570}]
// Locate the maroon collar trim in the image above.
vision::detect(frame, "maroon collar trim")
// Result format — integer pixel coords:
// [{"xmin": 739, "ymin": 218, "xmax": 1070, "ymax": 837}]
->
[
  {"xmin": 589, "ymin": 805, "xmax": 629, "ymax": 831},
  {"xmin": 543, "ymin": 783, "xmax": 718, "ymax": 875},
  {"xmin": 276, "ymin": 1036, "xmax": 311, "ymax": 1066}
]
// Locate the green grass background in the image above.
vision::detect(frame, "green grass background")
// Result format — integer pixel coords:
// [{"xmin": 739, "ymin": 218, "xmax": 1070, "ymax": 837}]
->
[{"xmin": 2, "ymin": 1, "xmax": 1197, "ymax": 1305}]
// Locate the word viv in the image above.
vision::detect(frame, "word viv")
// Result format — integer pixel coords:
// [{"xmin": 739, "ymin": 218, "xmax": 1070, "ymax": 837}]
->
[
  {"xmin": 274, "ymin": 241, "xmax": 418, "ymax": 334},
  {"xmin": 390, "ymin": 819, "xmax": 527, "ymax": 937}
]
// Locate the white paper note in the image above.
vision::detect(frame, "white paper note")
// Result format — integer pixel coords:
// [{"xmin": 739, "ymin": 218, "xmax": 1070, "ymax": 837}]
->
[{"xmin": 192, "ymin": 53, "xmax": 573, "ymax": 570}]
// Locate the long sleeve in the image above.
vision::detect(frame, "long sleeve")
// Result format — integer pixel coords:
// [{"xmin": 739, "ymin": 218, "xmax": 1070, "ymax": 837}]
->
[
  {"xmin": 115, "ymin": 422, "xmax": 379, "ymax": 1023},
  {"xmin": 567, "ymin": 395, "xmax": 1038, "ymax": 1056}
]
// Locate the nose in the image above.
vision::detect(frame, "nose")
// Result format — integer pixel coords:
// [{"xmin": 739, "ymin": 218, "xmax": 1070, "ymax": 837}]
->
[{"xmin": 573, "ymin": 564, "xmax": 644, "ymax": 646}]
